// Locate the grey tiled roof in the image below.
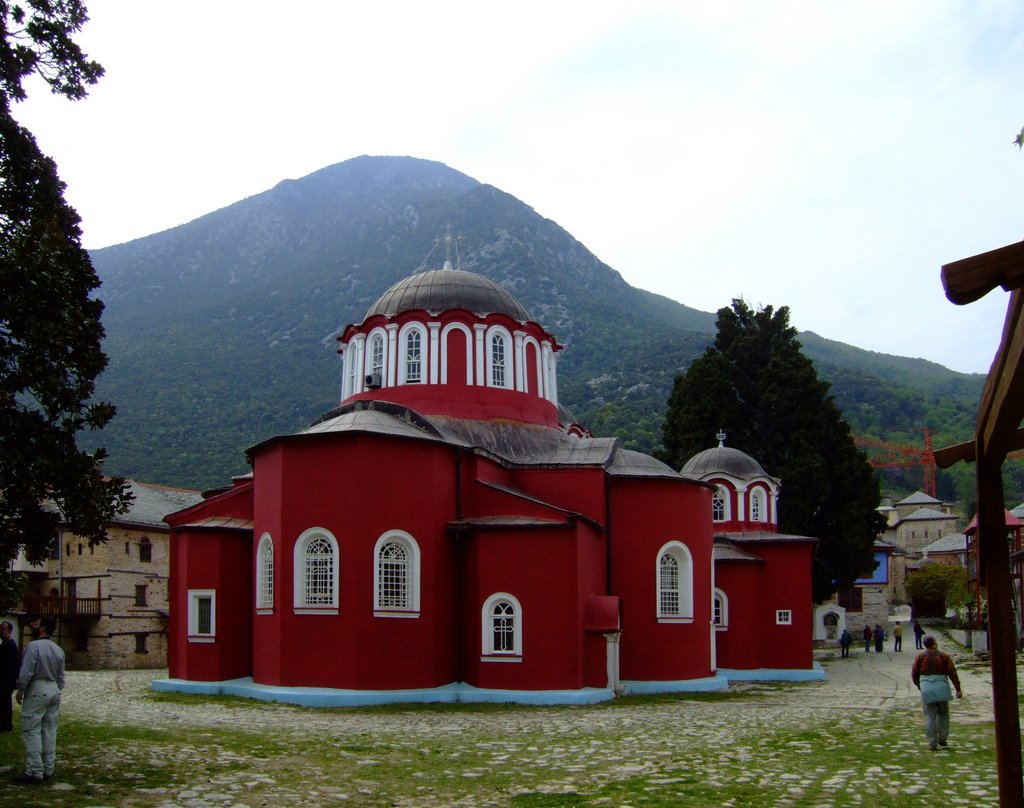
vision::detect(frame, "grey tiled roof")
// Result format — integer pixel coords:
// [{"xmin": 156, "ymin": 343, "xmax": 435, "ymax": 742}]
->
[
  {"xmin": 114, "ymin": 481, "xmax": 204, "ymax": 528},
  {"xmin": 922, "ymin": 533, "xmax": 967, "ymax": 554},
  {"xmin": 896, "ymin": 491, "xmax": 943, "ymax": 506},
  {"xmin": 898, "ymin": 507, "xmax": 957, "ymax": 522},
  {"xmin": 680, "ymin": 446, "xmax": 774, "ymax": 481},
  {"xmin": 712, "ymin": 539, "xmax": 763, "ymax": 562}
]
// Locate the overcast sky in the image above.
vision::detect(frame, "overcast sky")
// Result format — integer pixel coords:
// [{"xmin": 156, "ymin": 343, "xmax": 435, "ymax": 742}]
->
[{"xmin": 12, "ymin": 1, "xmax": 1024, "ymax": 374}]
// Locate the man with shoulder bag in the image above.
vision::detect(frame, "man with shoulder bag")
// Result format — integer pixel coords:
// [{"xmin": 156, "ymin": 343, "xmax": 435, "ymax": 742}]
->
[{"xmin": 910, "ymin": 635, "xmax": 963, "ymax": 750}]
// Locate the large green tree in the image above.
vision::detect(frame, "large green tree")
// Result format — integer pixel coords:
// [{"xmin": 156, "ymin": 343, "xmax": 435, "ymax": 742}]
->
[
  {"xmin": 0, "ymin": 1, "xmax": 129, "ymax": 587},
  {"xmin": 662, "ymin": 299, "xmax": 885, "ymax": 602}
]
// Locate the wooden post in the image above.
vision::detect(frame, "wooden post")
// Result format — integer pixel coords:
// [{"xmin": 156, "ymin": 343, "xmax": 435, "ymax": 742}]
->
[{"xmin": 977, "ymin": 458, "xmax": 1024, "ymax": 807}]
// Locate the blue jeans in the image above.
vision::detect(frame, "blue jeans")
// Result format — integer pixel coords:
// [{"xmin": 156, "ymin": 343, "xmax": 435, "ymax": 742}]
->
[{"xmin": 21, "ymin": 680, "xmax": 61, "ymax": 777}]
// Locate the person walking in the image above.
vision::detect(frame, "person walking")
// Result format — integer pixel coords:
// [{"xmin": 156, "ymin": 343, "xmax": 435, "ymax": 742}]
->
[
  {"xmin": 0, "ymin": 622, "xmax": 19, "ymax": 732},
  {"xmin": 863, "ymin": 624, "xmax": 873, "ymax": 652},
  {"xmin": 873, "ymin": 623, "xmax": 885, "ymax": 653},
  {"xmin": 13, "ymin": 615, "xmax": 65, "ymax": 785},
  {"xmin": 911, "ymin": 635, "xmax": 963, "ymax": 750},
  {"xmin": 892, "ymin": 621, "xmax": 903, "ymax": 652},
  {"xmin": 913, "ymin": 620, "xmax": 925, "ymax": 649},
  {"xmin": 839, "ymin": 628, "xmax": 852, "ymax": 658}
]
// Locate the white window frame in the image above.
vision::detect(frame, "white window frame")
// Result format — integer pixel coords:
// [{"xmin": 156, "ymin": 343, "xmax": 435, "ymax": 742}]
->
[
  {"xmin": 373, "ymin": 530, "xmax": 421, "ymax": 617},
  {"xmin": 713, "ymin": 587, "xmax": 729, "ymax": 630},
  {"xmin": 776, "ymin": 609, "xmax": 793, "ymax": 626},
  {"xmin": 365, "ymin": 330, "xmax": 386, "ymax": 384},
  {"xmin": 712, "ymin": 485, "xmax": 729, "ymax": 522},
  {"xmin": 750, "ymin": 488, "xmax": 765, "ymax": 522},
  {"xmin": 485, "ymin": 325, "xmax": 514, "ymax": 389},
  {"xmin": 293, "ymin": 528, "xmax": 340, "ymax": 615},
  {"xmin": 256, "ymin": 533, "xmax": 274, "ymax": 614},
  {"xmin": 187, "ymin": 589, "xmax": 216, "ymax": 643},
  {"xmin": 656, "ymin": 541, "xmax": 694, "ymax": 623},
  {"xmin": 398, "ymin": 323, "xmax": 427, "ymax": 384},
  {"xmin": 481, "ymin": 592, "xmax": 522, "ymax": 661}
]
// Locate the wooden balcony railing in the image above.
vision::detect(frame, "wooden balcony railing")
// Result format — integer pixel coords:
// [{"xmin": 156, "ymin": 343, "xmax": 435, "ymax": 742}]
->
[{"xmin": 22, "ymin": 596, "xmax": 102, "ymax": 618}]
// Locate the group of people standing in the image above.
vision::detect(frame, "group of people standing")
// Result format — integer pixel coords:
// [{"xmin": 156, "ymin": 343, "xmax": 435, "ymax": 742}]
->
[
  {"xmin": 0, "ymin": 616, "xmax": 67, "ymax": 785},
  {"xmin": 838, "ymin": 619, "xmax": 927, "ymax": 656}
]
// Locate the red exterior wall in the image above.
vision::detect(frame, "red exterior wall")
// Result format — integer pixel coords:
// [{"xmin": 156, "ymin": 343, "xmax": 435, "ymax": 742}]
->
[
  {"xmin": 250, "ymin": 433, "xmax": 460, "ymax": 690},
  {"xmin": 609, "ymin": 477, "xmax": 715, "ymax": 682},
  {"xmin": 715, "ymin": 540, "xmax": 816, "ymax": 670},
  {"xmin": 167, "ymin": 527, "xmax": 253, "ymax": 682}
]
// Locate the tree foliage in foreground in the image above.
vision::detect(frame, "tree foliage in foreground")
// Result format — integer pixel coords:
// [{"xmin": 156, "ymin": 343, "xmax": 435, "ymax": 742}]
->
[
  {"xmin": 0, "ymin": 1, "xmax": 129, "ymax": 575},
  {"xmin": 905, "ymin": 563, "xmax": 969, "ymax": 610},
  {"xmin": 661, "ymin": 300, "xmax": 886, "ymax": 602}
]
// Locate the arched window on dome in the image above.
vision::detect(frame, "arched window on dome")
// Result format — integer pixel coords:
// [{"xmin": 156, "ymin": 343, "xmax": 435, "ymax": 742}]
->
[
  {"xmin": 750, "ymin": 488, "xmax": 765, "ymax": 522},
  {"xmin": 712, "ymin": 486, "xmax": 730, "ymax": 522},
  {"xmin": 491, "ymin": 333, "xmax": 507, "ymax": 387},
  {"xmin": 656, "ymin": 541, "xmax": 694, "ymax": 623},
  {"xmin": 368, "ymin": 332, "xmax": 385, "ymax": 384},
  {"xmin": 398, "ymin": 324, "xmax": 426, "ymax": 384},
  {"xmin": 486, "ymin": 326, "xmax": 514, "ymax": 389},
  {"xmin": 373, "ymin": 530, "xmax": 420, "ymax": 617},
  {"xmin": 481, "ymin": 592, "xmax": 522, "ymax": 659},
  {"xmin": 293, "ymin": 528, "xmax": 339, "ymax": 614}
]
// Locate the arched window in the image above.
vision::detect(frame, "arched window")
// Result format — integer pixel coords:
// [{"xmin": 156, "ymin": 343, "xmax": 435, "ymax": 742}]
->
[
  {"xmin": 713, "ymin": 587, "xmax": 729, "ymax": 630},
  {"xmin": 491, "ymin": 333, "xmax": 507, "ymax": 387},
  {"xmin": 750, "ymin": 488, "xmax": 765, "ymax": 522},
  {"xmin": 712, "ymin": 486, "xmax": 729, "ymax": 522},
  {"xmin": 402, "ymin": 328, "xmax": 423, "ymax": 383},
  {"xmin": 368, "ymin": 333, "xmax": 385, "ymax": 383},
  {"xmin": 293, "ymin": 528, "xmax": 339, "ymax": 614},
  {"xmin": 138, "ymin": 537, "xmax": 152, "ymax": 562},
  {"xmin": 373, "ymin": 530, "xmax": 421, "ymax": 616},
  {"xmin": 485, "ymin": 326, "xmax": 514, "ymax": 389},
  {"xmin": 656, "ymin": 541, "xmax": 694, "ymax": 622},
  {"xmin": 256, "ymin": 533, "xmax": 274, "ymax": 613},
  {"xmin": 481, "ymin": 592, "xmax": 523, "ymax": 658}
]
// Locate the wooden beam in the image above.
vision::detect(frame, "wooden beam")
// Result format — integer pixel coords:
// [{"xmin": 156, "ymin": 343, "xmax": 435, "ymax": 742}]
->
[
  {"xmin": 978, "ymin": 290, "xmax": 1024, "ymax": 462},
  {"xmin": 942, "ymin": 240, "xmax": 1024, "ymax": 305},
  {"xmin": 935, "ymin": 427, "xmax": 1024, "ymax": 468}
]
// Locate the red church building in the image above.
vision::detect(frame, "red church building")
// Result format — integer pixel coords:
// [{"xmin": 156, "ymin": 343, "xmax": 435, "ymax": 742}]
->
[{"xmin": 159, "ymin": 261, "xmax": 821, "ymax": 705}]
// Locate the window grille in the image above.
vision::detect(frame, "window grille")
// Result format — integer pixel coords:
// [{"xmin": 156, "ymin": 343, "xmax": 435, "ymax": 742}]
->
[
  {"xmin": 491, "ymin": 334, "xmax": 506, "ymax": 387},
  {"xmin": 492, "ymin": 601, "xmax": 515, "ymax": 652},
  {"xmin": 303, "ymin": 536, "xmax": 334, "ymax": 606},
  {"xmin": 712, "ymin": 489, "xmax": 726, "ymax": 521},
  {"xmin": 405, "ymin": 331, "xmax": 422, "ymax": 383},
  {"xmin": 659, "ymin": 554, "xmax": 680, "ymax": 615}
]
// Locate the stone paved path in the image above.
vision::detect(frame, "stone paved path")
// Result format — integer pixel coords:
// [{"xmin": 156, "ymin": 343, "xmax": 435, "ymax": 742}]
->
[{"xmin": 15, "ymin": 631, "xmax": 1006, "ymax": 806}]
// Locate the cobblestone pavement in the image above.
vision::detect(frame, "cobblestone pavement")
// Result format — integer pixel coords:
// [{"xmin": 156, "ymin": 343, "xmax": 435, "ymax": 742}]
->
[{"xmin": 24, "ymin": 632, "xmax": 1006, "ymax": 806}]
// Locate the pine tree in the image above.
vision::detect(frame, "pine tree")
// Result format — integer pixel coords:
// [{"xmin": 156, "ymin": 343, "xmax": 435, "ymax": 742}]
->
[
  {"xmin": 0, "ymin": 2, "xmax": 130, "ymax": 592},
  {"xmin": 662, "ymin": 299, "xmax": 885, "ymax": 601}
]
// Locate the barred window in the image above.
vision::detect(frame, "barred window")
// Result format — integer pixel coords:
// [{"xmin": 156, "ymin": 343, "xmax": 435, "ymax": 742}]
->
[
  {"xmin": 656, "ymin": 542, "xmax": 694, "ymax": 622},
  {"xmin": 373, "ymin": 531, "xmax": 420, "ymax": 616},
  {"xmin": 188, "ymin": 589, "xmax": 216, "ymax": 641},
  {"xmin": 139, "ymin": 537, "xmax": 152, "ymax": 562},
  {"xmin": 481, "ymin": 593, "xmax": 522, "ymax": 657},
  {"xmin": 293, "ymin": 529, "xmax": 339, "ymax": 613},
  {"xmin": 377, "ymin": 541, "xmax": 408, "ymax": 609},
  {"xmin": 257, "ymin": 534, "xmax": 274, "ymax": 612}
]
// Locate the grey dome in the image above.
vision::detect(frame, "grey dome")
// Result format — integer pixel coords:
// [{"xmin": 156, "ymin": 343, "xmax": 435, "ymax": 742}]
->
[
  {"xmin": 680, "ymin": 446, "xmax": 768, "ymax": 480},
  {"xmin": 365, "ymin": 268, "xmax": 531, "ymax": 321}
]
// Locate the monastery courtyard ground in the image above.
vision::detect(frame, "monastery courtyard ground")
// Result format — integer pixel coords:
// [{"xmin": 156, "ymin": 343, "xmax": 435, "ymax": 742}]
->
[{"xmin": 0, "ymin": 631, "xmax": 1010, "ymax": 807}]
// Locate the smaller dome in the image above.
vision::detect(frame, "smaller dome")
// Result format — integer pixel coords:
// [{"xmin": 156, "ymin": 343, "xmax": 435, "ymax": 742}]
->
[
  {"xmin": 364, "ymin": 267, "xmax": 531, "ymax": 321},
  {"xmin": 680, "ymin": 446, "xmax": 768, "ymax": 480}
]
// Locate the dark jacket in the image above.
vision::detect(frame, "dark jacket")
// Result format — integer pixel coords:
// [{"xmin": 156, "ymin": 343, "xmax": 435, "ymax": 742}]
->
[{"xmin": 0, "ymin": 638, "xmax": 19, "ymax": 690}]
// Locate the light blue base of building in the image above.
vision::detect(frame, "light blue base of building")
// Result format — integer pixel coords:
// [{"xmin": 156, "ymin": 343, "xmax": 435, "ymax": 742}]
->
[
  {"xmin": 716, "ymin": 662, "xmax": 826, "ymax": 682},
  {"xmin": 151, "ymin": 677, "xmax": 615, "ymax": 707},
  {"xmin": 153, "ymin": 663, "xmax": 824, "ymax": 707},
  {"xmin": 622, "ymin": 674, "xmax": 730, "ymax": 695}
]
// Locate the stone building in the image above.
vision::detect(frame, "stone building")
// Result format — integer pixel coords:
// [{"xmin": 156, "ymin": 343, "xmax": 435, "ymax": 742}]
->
[{"xmin": 13, "ymin": 480, "xmax": 202, "ymax": 669}]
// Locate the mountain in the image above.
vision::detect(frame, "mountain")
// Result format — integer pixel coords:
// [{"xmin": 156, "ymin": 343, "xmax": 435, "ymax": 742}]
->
[{"xmin": 87, "ymin": 155, "xmax": 993, "ymax": 502}]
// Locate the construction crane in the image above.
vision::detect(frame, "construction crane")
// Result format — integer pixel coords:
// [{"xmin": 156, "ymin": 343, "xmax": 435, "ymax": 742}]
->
[{"xmin": 854, "ymin": 427, "xmax": 937, "ymax": 498}]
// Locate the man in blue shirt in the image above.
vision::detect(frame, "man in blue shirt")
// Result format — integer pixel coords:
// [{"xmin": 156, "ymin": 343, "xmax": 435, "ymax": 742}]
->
[{"xmin": 13, "ymin": 615, "xmax": 65, "ymax": 785}]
